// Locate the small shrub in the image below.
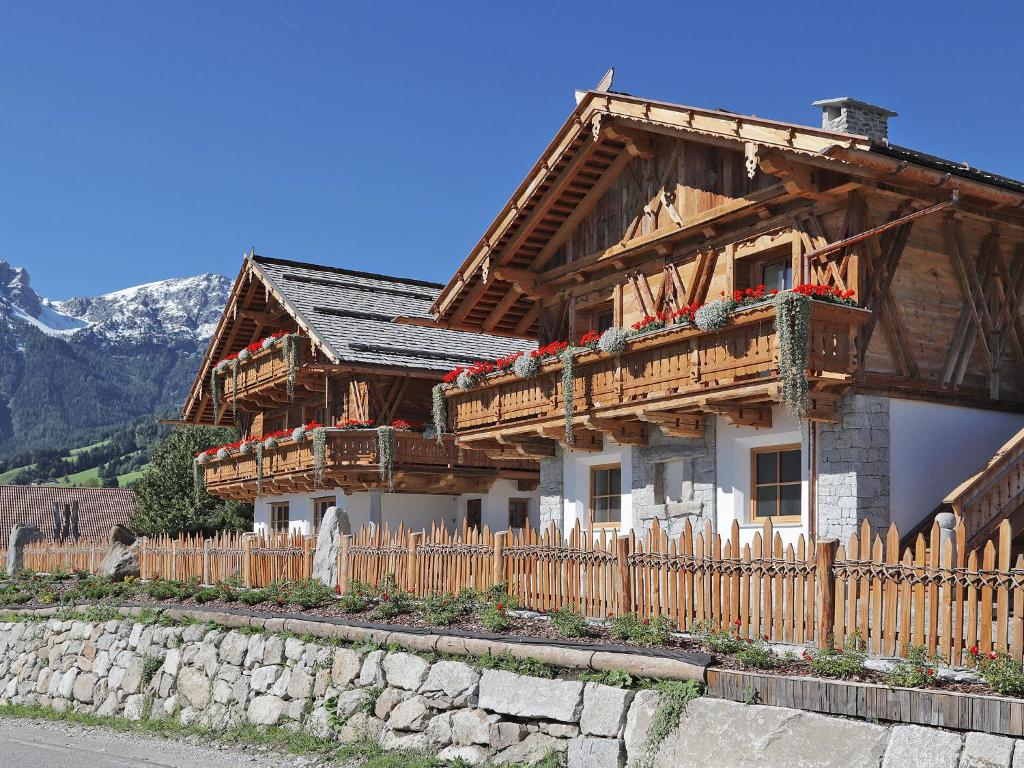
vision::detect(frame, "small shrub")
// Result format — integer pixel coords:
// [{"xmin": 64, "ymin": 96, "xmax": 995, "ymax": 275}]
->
[
  {"xmin": 973, "ymin": 649, "xmax": 1024, "ymax": 697},
  {"xmin": 285, "ymin": 580, "xmax": 336, "ymax": 610},
  {"xmin": 472, "ymin": 651, "xmax": 554, "ymax": 678},
  {"xmin": 549, "ymin": 607, "xmax": 591, "ymax": 638},
  {"xmin": 479, "ymin": 602, "xmax": 513, "ymax": 633},
  {"xmin": 82, "ymin": 605, "xmax": 120, "ymax": 623},
  {"xmin": 805, "ymin": 636, "xmax": 866, "ymax": 679},
  {"xmin": 690, "ymin": 620, "xmax": 747, "ymax": 654},
  {"xmin": 193, "ymin": 588, "xmax": 220, "ymax": 604},
  {"xmin": 141, "ymin": 655, "xmax": 162, "ymax": 686},
  {"xmin": 735, "ymin": 639, "xmax": 780, "ymax": 670},
  {"xmin": 423, "ymin": 593, "xmax": 471, "ymax": 626},
  {"xmin": 337, "ymin": 591, "xmax": 369, "ymax": 613},
  {"xmin": 238, "ymin": 589, "xmax": 270, "ymax": 606},
  {"xmin": 610, "ymin": 613, "xmax": 674, "ymax": 645},
  {"xmin": 886, "ymin": 645, "xmax": 940, "ymax": 688},
  {"xmin": 37, "ymin": 590, "xmax": 57, "ymax": 605},
  {"xmin": 369, "ymin": 589, "xmax": 412, "ymax": 621}
]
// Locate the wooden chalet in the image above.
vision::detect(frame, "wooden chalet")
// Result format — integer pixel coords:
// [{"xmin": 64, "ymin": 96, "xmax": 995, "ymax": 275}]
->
[
  {"xmin": 430, "ymin": 80, "xmax": 1024, "ymax": 548},
  {"xmin": 181, "ymin": 255, "xmax": 538, "ymax": 533}
]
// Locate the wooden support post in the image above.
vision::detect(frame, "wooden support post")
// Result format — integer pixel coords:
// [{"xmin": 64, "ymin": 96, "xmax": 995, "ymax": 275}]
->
[
  {"xmin": 202, "ymin": 538, "xmax": 211, "ymax": 585},
  {"xmin": 337, "ymin": 535, "xmax": 352, "ymax": 595},
  {"xmin": 140, "ymin": 537, "xmax": 147, "ymax": 580},
  {"xmin": 617, "ymin": 537, "xmax": 632, "ymax": 615},
  {"xmin": 493, "ymin": 531, "xmax": 508, "ymax": 586},
  {"xmin": 303, "ymin": 536, "xmax": 313, "ymax": 580},
  {"xmin": 816, "ymin": 538, "xmax": 839, "ymax": 649},
  {"xmin": 407, "ymin": 531, "xmax": 422, "ymax": 593},
  {"xmin": 242, "ymin": 534, "xmax": 254, "ymax": 588},
  {"xmin": 170, "ymin": 538, "xmax": 177, "ymax": 582}
]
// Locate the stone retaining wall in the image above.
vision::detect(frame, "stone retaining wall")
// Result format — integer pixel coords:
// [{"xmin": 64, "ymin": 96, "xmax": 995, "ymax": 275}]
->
[{"xmin": 0, "ymin": 616, "xmax": 1018, "ymax": 768}]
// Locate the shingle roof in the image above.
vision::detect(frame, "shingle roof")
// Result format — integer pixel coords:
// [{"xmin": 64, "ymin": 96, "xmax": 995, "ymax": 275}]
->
[
  {"xmin": 252, "ymin": 256, "xmax": 533, "ymax": 371},
  {"xmin": 0, "ymin": 486, "xmax": 136, "ymax": 545}
]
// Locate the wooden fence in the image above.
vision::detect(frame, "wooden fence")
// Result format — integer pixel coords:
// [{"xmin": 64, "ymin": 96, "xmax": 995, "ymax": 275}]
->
[
  {"xmin": 339, "ymin": 515, "xmax": 1024, "ymax": 666},
  {"xmin": 10, "ymin": 514, "xmax": 1024, "ymax": 666}
]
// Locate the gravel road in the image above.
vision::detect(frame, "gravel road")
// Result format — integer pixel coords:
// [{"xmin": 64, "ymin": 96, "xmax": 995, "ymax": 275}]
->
[{"xmin": 0, "ymin": 716, "xmax": 328, "ymax": 767}]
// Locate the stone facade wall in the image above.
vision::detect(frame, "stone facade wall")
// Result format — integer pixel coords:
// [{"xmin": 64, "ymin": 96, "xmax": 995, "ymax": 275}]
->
[
  {"xmin": 0, "ymin": 617, "xmax": 650, "ymax": 767},
  {"xmin": 0, "ymin": 617, "xmax": 1016, "ymax": 768},
  {"xmin": 630, "ymin": 421, "xmax": 716, "ymax": 538},
  {"xmin": 816, "ymin": 393, "xmax": 891, "ymax": 541}
]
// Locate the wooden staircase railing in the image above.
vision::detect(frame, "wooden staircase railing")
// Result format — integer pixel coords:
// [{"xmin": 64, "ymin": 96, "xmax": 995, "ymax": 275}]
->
[{"xmin": 944, "ymin": 427, "xmax": 1024, "ymax": 552}]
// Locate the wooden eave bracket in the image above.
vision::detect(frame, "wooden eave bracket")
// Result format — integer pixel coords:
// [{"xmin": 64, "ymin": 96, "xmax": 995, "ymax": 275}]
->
[
  {"xmin": 698, "ymin": 399, "xmax": 773, "ymax": 429},
  {"xmin": 635, "ymin": 411, "xmax": 705, "ymax": 438},
  {"xmin": 581, "ymin": 416, "xmax": 647, "ymax": 446}
]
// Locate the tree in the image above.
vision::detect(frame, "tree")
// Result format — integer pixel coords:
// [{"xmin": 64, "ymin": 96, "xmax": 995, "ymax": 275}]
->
[{"xmin": 131, "ymin": 426, "xmax": 252, "ymax": 536}]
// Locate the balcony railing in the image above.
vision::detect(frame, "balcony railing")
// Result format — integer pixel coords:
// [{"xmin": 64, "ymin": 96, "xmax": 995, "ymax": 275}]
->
[
  {"xmin": 222, "ymin": 336, "xmax": 320, "ymax": 412},
  {"xmin": 202, "ymin": 429, "xmax": 538, "ymax": 501},
  {"xmin": 445, "ymin": 301, "xmax": 869, "ymax": 442}
]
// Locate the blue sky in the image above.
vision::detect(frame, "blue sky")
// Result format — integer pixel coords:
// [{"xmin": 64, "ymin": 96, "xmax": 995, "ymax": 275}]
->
[{"xmin": 1, "ymin": 1, "xmax": 1020, "ymax": 299}]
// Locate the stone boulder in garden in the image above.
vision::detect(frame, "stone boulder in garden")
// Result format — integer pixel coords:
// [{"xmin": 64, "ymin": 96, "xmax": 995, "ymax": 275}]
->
[{"xmin": 98, "ymin": 524, "xmax": 140, "ymax": 581}]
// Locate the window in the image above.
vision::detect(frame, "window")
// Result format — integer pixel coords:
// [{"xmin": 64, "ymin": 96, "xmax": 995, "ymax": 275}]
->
[
  {"xmin": 313, "ymin": 497, "xmax": 335, "ymax": 535},
  {"xmin": 466, "ymin": 499, "xmax": 482, "ymax": 532},
  {"xmin": 751, "ymin": 446, "xmax": 802, "ymax": 522},
  {"xmin": 270, "ymin": 502, "xmax": 290, "ymax": 534},
  {"xmin": 760, "ymin": 259, "xmax": 792, "ymax": 293},
  {"xmin": 589, "ymin": 465, "xmax": 621, "ymax": 528},
  {"xmin": 508, "ymin": 498, "xmax": 529, "ymax": 529},
  {"xmin": 576, "ymin": 302, "xmax": 615, "ymax": 338}
]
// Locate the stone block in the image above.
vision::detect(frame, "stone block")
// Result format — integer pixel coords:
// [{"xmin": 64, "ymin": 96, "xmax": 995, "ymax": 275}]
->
[
  {"xmin": 452, "ymin": 708, "xmax": 499, "ymax": 745},
  {"xmin": 247, "ymin": 695, "xmax": 286, "ymax": 726},
  {"xmin": 623, "ymin": 689, "xmax": 659, "ymax": 766},
  {"xmin": 493, "ymin": 733, "xmax": 568, "ymax": 765},
  {"xmin": 569, "ymin": 736, "xmax": 625, "ymax": 768},
  {"xmin": 438, "ymin": 745, "xmax": 487, "ymax": 765},
  {"xmin": 358, "ymin": 650, "xmax": 386, "ymax": 687},
  {"xmin": 479, "ymin": 670, "xmax": 583, "ymax": 722},
  {"xmin": 332, "ymin": 648, "xmax": 362, "ymax": 686},
  {"xmin": 882, "ymin": 726, "xmax": 962, "ymax": 768},
  {"xmin": 177, "ymin": 667, "xmax": 211, "ymax": 709},
  {"xmin": 388, "ymin": 695, "xmax": 432, "ymax": 731},
  {"xmin": 581, "ymin": 683, "xmax": 634, "ymax": 737},
  {"xmin": 383, "ymin": 652, "xmax": 430, "ymax": 691},
  {"xmin": 960, "ymin": 732, "xmax": 1014, "ymax": 768},
  {"xmin": 421, "ymin": 660, "xmax": 479, "ymax": 699}
]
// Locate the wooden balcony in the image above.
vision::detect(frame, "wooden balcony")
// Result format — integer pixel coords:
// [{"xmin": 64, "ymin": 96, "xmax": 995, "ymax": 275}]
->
[
  {"xmin": 203, "ymin": 429, "xmax": 538, "ymax": 502},
  {"xmin": 224, "ymin": 336, "xmax": 324, "ymax": 412},
  {"xmin": 446, "ymin": 302, "xmax": 869, "ymax": 452}
]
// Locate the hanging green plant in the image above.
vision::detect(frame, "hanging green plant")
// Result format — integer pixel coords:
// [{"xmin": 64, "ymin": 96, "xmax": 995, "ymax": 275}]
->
[
  {"xmin": 255, "ymin": 441, "xmax": 265, "ymax": 493},
  {"xmin": 312, "ymin": 426, "xmax": 328, "ymax": 486},
  {"xmin": 281, "ymin": 334, "xmax": 300, "ymax": 400},
  {"xmin": 431, "ymin": 384, "xmax": 447, "ymax": 445},
  {"xmin": 377, "ymin": 425, "xmax": 396, "ymax": 491},
  {"xmin": 560, "ymin": 347, "xmax": 576, "ymax": 447},
  {"xmin": 210, "ymin": 367, "xmax": 222, "ymax": 422},
  {"xmin": 774, "ymin": 291, "xmax": 811, "ymax": 419},
  {"xmin": 230, "ymin": 358, "xmax": 240, "ymax": 422}
]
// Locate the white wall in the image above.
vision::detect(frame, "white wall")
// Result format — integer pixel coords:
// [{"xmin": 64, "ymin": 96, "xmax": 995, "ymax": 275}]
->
[
  {"xmin": 889, "ymin": 399, "xmax": 1024, "ymax": 530},
  {"xmin": 715, "ymin": 408, "xmax": 809, "ymax": 548},
  {"xmin": 253, "ymin": 482, "xmax": 540, "ymax": 537},
  {"xmin": 561, "ymin": 445, "xmax": 633, "ymax": 534},
  {"xmin": 456, "ymin": 479, "xmax": 541, "ymax": 533}
]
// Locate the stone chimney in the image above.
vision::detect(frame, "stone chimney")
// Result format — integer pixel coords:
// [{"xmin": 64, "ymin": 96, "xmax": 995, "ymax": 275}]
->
[{"xmin": 812, "ymin": 97, "xmax": 897, "ymax": 142}]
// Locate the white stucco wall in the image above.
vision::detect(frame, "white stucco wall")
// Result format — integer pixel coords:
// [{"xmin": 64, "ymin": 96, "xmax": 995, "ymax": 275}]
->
[
  {"xmin": 889, "ymin": 399, "xmax": 1024, "ymax": 530},
  {"xmin": 715, "ymin": 408, "xmax": 809, "ymax": 548},
  {"xmin": 253, "ymin": 482, "xmax": 540, "ymax": 537},
  {"xmin": 561, "ymin": 445, "xmax": 633, "ymax": 534}
]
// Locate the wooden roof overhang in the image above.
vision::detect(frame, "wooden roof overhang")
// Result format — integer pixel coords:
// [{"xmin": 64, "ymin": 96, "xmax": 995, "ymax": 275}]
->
[{"xmin": 432, "ymin": 91, "xmax": 1024, "ymax": 337}]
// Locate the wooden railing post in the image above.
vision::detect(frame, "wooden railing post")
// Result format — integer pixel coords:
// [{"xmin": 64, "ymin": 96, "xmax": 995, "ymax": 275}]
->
[
  {"xmin": 617, "ymin": 537, "xmax": 632, "ymax": 615},
  {"xmin": 170, "ymin": 538, "xmax": 178, "ymax": 581},
  {"xmin": 337, "ymin": 534, "xmax": 352, "ymax": 594},
  {"xmin": 406, "ymin": 531, "xmax": 422, "ymax": 594},
  {"xmin": 816, "ymin": 538, "xmax": 839, "ymax": 649},
  {"xmin": 493, "ymin": 531, "xmax": 507, "ymax": 586}
]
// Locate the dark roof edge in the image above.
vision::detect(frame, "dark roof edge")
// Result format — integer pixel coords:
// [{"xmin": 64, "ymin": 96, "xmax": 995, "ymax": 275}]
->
[
  {"xmin": 251, "ymin": 254, "xmax": 446, "ymax": 290},
  {"xmin": 869, "ymin": 142, "xmax": 1024, "ymax": 196}
]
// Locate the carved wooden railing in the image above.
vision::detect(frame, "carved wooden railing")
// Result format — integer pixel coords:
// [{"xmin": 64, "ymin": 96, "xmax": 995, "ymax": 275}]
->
[
  {"xmin": 945, "ymin": 427, "xmax": 1024, "ymax": 551},
  {"xmin": 222, "ymin": 336, "xmax": 319, "ymax": 411},
  {"xmin": 202, "ymin": 430, "xmax": 537, "ymax": 499},
  {"xmin": 445, "ymin": 302, "xmax": 869, "ymax": 437}
]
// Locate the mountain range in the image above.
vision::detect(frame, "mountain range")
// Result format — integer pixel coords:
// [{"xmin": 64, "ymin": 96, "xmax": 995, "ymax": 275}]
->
[{"xmin": 0, "ymin": 261, "xmax": 230, "ymax": 457}]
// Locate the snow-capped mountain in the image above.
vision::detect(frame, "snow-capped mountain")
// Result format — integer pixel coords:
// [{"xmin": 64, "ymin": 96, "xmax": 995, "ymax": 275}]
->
[
  {"xmin": 0, "ymin": 261, "xmax": 231, "ymax": 456},
  {"xmin": 0, "ymin": 266, "xmax": 229, "ymax": 347}
]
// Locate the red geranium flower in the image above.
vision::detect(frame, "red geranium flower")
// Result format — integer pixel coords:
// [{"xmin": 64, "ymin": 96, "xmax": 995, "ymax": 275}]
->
[{"xmin": 579, "ymin": 330, "xmax": 601, "ymax": 347}]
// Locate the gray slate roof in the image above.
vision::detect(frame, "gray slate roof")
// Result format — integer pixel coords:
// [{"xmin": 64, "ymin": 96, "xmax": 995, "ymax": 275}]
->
[{"xmin": 253, "ymin": 256, "xmax": 533, "ymax": 371}]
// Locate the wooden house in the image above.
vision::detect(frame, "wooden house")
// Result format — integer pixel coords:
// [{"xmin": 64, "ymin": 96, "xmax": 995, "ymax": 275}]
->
[
  {"xmin": 181, "ymin": 255, "xmax": 538, "ymax": 535},
  {"xmin": 430, "ymin": 84, "xmax": 1024, "ymax": 552}
]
